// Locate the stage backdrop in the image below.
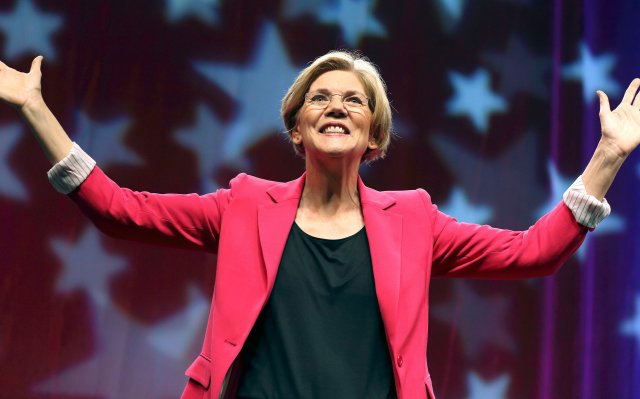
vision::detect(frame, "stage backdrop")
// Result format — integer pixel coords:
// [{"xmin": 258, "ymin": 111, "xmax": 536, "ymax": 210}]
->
[{"xmin": 1, "ymin": 0, "xmax": 639, "ymax": 398}]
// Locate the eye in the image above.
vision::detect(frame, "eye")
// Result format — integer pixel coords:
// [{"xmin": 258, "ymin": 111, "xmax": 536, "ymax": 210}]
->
[
  {"xmin": 309, "ymin": 93, "xmax": 329, "ymax": 103},
  {"xmin": 345, "ymin": 95, "xmax": 365, "ymax": 105}
]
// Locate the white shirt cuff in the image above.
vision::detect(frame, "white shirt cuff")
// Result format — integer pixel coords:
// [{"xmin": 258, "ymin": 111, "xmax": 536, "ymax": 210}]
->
[
  {"xmin": 562, "ymin": 175, "xmax": 611, "ymax": 229},
  {"xmin": 47, "ymin": 142, "xmax": 96, "ymax": 194}
]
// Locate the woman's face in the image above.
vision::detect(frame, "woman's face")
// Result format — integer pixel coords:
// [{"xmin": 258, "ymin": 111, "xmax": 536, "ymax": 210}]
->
[{"xmin": 292, "ymin": 70, "xmax": 376, "ymax": 163}]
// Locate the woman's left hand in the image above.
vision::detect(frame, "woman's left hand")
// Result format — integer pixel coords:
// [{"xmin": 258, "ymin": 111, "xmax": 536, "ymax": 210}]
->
[{"xmin": 597, "ymin": 78, "xmax": 640, "ymax": 159}]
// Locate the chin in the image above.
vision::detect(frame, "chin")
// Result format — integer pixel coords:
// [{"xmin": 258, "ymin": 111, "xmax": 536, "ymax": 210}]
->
[{"xmin": 322, "ymin": 148, "xmax": 364, "ymax": 160}]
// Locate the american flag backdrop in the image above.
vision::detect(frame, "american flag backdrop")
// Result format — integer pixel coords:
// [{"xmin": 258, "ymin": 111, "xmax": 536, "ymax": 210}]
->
[{"xmin": 1, "ymin": 0, "xmax": 640, "ymax": 398}]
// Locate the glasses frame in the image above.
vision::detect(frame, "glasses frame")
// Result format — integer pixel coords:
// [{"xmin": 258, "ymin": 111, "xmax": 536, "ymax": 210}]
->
[{"xmin": 304, "ymin": 90, "xmax": 370, "ymax": 110}]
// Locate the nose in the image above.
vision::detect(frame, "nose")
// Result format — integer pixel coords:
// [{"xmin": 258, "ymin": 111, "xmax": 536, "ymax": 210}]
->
[{"xmin": 324, "ymin": 94, "xmax": 347, "ymax": 116}]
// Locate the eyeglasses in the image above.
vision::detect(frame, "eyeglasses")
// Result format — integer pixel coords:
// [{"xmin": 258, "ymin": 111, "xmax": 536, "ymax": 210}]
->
[{"xmin": 304, "ymin": 91, "xmax": 370, "ymax": 110}]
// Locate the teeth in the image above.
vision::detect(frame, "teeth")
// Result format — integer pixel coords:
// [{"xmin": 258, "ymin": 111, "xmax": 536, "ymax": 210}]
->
[{"xmin": 322, "ymin": 125, "xmax": 346, "ymax": 134}]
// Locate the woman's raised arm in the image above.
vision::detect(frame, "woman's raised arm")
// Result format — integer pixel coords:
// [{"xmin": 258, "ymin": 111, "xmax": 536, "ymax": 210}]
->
[
  {"xmin": 0, "ymin": 56, "xmax": 72, "ymax": 164},
  {"xmin": 581, "ymin": 78, "xmax": 640, "ymax": 199}
]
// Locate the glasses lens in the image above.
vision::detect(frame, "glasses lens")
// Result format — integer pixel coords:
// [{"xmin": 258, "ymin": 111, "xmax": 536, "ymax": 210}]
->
[
  {"xmin": 305, "ymin": 92, "xmax": 368, "ymax": 108},
  {"xmin": 343, "ymin": 94, "xmax": 366, "ymax": 108},
  {"xmin": 307, "ymin": 92, "xmax": 329, "ymax": 108}
]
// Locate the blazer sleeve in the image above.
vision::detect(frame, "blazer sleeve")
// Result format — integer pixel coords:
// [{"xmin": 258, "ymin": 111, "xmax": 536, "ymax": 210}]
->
[
  {"xmin": 425, "ymin": 189, "xmax": 588, "ymax": 279},
  {"xmin": 68, "ymin": 166, "xmax": 231, "ymax": 253}
]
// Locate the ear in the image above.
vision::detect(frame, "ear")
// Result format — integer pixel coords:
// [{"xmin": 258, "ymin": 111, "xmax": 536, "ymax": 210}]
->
[
  {"xmin": 368, "ymin": 136, "xmax": 379, "ymax": 150},
  {"xmin": 291, "ymin": 127, "xmax": 302, "ymax": 144}
]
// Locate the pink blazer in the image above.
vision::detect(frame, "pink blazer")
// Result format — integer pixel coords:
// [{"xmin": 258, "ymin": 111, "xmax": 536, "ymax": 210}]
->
[{"xmin": 70, "ymin": 167, "xmax": 587, "ymax": 399}]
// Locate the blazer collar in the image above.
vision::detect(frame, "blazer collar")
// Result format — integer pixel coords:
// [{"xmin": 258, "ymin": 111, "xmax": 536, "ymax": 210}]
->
[
  {"xmin": 265, "ymin": 172, "xmax": 397, "ymax": 210},
  {"xmin": 261, "ymin": 172, "xmax": 401, "ymax": 342},
  {"xmin": 358, "ymin": 177, "xmax": 397, "ymax": 210},
  {"xmin": 265, "ymin": 173, "xmax": 305, "ymax": 203}
]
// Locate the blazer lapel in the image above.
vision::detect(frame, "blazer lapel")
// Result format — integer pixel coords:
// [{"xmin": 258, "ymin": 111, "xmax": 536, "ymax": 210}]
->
[
  {"xmin": 256, "ymin": 174, "xmax": 403, "ymax": 342},
  {"xmin": 359, "ymin": 178, "xmax": 403, "ymax": 342},
  {"xmin": 258, "ymin": 174, "xmax": 305, "ymax": 290}
]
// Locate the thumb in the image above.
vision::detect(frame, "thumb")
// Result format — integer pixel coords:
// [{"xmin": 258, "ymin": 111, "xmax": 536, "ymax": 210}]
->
[
  {"xmin": 596, "ymin": 90, "xmax": 610, "ymax": 115},
  {"xmin": 30, "ymin": 55, "xmax": 43, "ymax": 74}
]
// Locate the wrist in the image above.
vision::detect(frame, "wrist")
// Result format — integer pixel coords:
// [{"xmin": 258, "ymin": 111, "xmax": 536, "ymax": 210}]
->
[
  {"xmin": 596, "ymin": 137, "xmax": 628, "ymax": 164},
  {"xmin": 19, "ymin": 92, "xmax": 46, "ymax": 115}
]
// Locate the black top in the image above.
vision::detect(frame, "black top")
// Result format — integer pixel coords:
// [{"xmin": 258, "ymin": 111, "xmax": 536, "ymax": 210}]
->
[{"xmin": 236, "ymin": 223, "xmax": 397, "ymax": 399}]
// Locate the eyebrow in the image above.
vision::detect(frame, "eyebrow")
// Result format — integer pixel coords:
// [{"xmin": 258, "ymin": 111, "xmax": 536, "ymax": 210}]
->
[{"xmin": 311, "ymin": 88, "xmax": 365, "ymax": 96}]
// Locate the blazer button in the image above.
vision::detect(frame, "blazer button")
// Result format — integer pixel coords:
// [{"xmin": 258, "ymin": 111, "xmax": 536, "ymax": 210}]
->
[{"xmin": 396, "ymin": 355, "xmax": 403, "ymax": 367}]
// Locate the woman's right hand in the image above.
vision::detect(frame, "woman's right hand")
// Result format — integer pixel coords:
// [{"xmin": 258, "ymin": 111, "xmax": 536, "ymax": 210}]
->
[
  {"xmin": 1, "ymin": 55, "xmax": 72, "ymax": 164},
  {"xmin": 0, "ymin": 56, "xmax": 44, "ymax": 110}
]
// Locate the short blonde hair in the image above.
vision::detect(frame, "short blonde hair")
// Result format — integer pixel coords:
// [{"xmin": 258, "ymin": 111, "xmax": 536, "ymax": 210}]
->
[{"xmin": 281, "ymin": 50, "xmax": 393, "ymax": 162}]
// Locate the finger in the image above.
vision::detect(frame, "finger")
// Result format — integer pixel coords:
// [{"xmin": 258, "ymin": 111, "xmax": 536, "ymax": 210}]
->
[
  {"xmin": 597, "ymin": 90, "xmax": 611, "ymax": 115},
  {"xmin": 632, "ymin": 78, "xmax": 640, "ymax": 109},
  {"xmin": 621, "ymin": 77, "xmax": 640, "ymax": 105},
  {"xmin": 30, "ymin": 55, "xmax": 43, "ymax": 74}
]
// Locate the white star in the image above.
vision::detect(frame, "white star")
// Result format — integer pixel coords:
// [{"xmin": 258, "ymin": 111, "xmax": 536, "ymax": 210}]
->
[
  {"xmin": 483, "ymin": 36, "xmax": 550, "ymax": 99},
  {"xmin": 148, "ymin": 286, "xmax": 209, "ymax": 360},
  {"xmin": 446, "ymin": 68, "xmax": 507, "ymax": 133},
  {"xmin": 32, "ymin": 296, "xmax": 192, "ymax": 398},
  {"xmin": 280, "ymin": 0, "xmax": 325, "ymax": 18},
  {"xmin": 439, "ymin": 0, "xmax": 465, "ymax": 20},
  {"xmin": 562, "ymin": 42, "xmax": 621, "ymax": 104},
  {"xmin": 534, "ymin": 160, "xmax": 626, "ymax": 236},
  {"xmin": 72, "ymin": 111, "xmax": 142, "ymax": 170},
  {"xmin": 174, "ymin": 103, "xmax": 227, "ymax": 192},
  {"xmin": 572, "ymin": 215, "xmax": 625, "ymax": 261},
  {"xmin": 439, "ymin": 186, "xmax": 493, "ymax": 225},
  {"xmin": 434, "ymin": 0, "xmax": 467, "ymax": 34},
  {"xmin": 165, "ymin": 0, "xmax": 220, "ymax": 25},
  {"xmin": 593, "ymin": 212, "xmax": 626, "ymax": 235},
  {"xmin": 0, "ymin": 123, "xmax": 28, "ymax": 201},
  {"xmin": 429, "ymin": 130, "xmax": 546, "ymax": 228},
  {"xmin": 50, "ymin": 226, "xmax": 127, "ymax": 308},
  {"xmin": 620, "ymin": 295, "xmax": 640, "ymax": 352},
  {"xmin": 318, "ymin": 0, "xmax": 387, "ymax": 46},
  {"xmin": 465, "ymin": 372, "xmax": 510, "ymax": 399},
  {"xmin": 193, "ymin": 22, "xmax": 300, "ymax": 163},
  {"xmin": 535, "ymin": 160, "xmax": 625, "ymax": 261},
  {"xmin": 432, "ymin": 282, "xmax": 515, "ymax": 359},
  {"xmin": 534, "ymin": 160, "xmax": 575, "ymax": 220},
  {"xmin": 0, "ymin": 0, "xmax": 63, "ymax": 60}
]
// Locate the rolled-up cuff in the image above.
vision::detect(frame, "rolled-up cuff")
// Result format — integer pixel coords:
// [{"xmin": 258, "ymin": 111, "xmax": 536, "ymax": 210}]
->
[
  {"xmin": 562, "ymin": 175, "xmax": 611, "ymax": 229},
  {"xmin": 47, "ymin": 142, "xmax": 96, "ymax": 194}
]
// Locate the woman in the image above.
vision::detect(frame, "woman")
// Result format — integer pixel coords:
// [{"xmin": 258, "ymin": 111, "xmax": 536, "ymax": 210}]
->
[{"xmin": 0, "ymin": 51, "xmax": 638, "ymax": 399}]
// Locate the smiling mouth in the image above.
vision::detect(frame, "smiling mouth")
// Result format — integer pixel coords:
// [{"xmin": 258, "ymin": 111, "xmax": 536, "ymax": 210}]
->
[{"xmin": 320, "ymin": 125, "xmax": 350, "ymax": 135}]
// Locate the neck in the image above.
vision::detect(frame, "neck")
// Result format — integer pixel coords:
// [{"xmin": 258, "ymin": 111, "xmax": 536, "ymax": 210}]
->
[{"xmin": 300, "ymin": 156, "xmax": 361, "ymax": 211}]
